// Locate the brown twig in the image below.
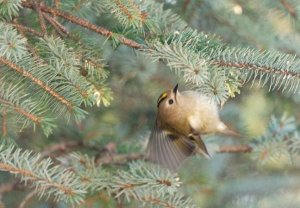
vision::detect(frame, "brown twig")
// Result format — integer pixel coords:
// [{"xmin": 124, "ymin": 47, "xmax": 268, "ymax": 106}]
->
[
  {"xmin": 0, "ymin": 56, "xmax": 73, "ymax": 111},
  {"xmin": 10, "ymin": 22, "xmax": 44, "ymax": 37},
  {"xmin": 96, "ymin": 144, "xmax": 253, "ymax": 165},
  {"xmin": 21, "ymin": 2, "xmax": 143, "ymax": 49},
  {"xmin": 218, "ymin": 145, "xmax": 253, "ymax": 153},
  {"xmin": 33, "ymin": 2, "xmax": 47, "ymax": 35},
  {"xmin": 18, "ymin": 190, "xmax": 37, "ymax": 208},
  {"xmin": 280, "ymin": 0, "xmax": 297, "ymax": 18},
  {"xmin": 0, "ymin": 98, "xmax": 41, "ymax": 124},
  {"xmin": 96, "ymin": 152, "xmax": 144, "ymax": 165},
  {"xmin": 1, "ymin": 110, "xmax": 7, "ymax": 137},
  {"xmin": 0, "ymin": 181, "xmax": 18, "ymax": 195},
  {"xmin": 215, "ymin": 60, "xmax": 300, "ymax": 79},
  {"xmin": 40, "ymin": 141, "xmax": 83, "ymax": 158},
  {"xmin": 54, "ymin": 0, "xmax": 61, "ymax": 10},
  {"xmin": 42, "ymin": 12, "xmax": 68, "ymax": 37},
  {"xmin": 182, "ymin": 0, "xmax": 191, "ymax": 12}
]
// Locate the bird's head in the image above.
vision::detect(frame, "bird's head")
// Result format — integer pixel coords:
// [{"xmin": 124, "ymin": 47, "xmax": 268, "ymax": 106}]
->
[{"xmin": 156, "ymin": 84, "xmax": 180, "ymax": 116}]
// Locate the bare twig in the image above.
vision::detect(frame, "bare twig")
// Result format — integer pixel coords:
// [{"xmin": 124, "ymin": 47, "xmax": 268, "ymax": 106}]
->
[
  {"xmin": 182, "ymin": 0, "xmax": 191, "ymax": 12},
  {"xmin": 42, "ymin": 12, "xmax": 68, "ymax": 37},
  {"xmin": 33, "ymin": 2, "xmax": 47, "ymax": 35},
  {"xmin": 18, "ymin": 190, "xmax": 37, "ymax": 208},
  {"xmin": 21, "ymin": 2, "xmax": 143, "ymax": 49},
  {"xmin": 1, "ymin": 110, "xmax": 7, "ymax": 137},
  {"xmin": 280, "ymin": 0, "xmax": 297, "ymax": 18},
  {"xmin": 96, "ymin": 144, "xmax": 253, "ymax": 165},
  {"xmin": 10, "ymin": 22, "xmax": 44, "ymax": 37},
  {"xmin": 40, "ymin": 141, "xmax": 83, "ymax": 158},
  {"xmin": 218, "ymin": 145, "xmax": 253, "ymax": 153}
]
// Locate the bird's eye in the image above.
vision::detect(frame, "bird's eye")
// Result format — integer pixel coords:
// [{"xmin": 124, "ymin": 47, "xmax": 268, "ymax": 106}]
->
[{"xmin": 168, "ymin": 99, "xmax": 174, "ymax": 105}]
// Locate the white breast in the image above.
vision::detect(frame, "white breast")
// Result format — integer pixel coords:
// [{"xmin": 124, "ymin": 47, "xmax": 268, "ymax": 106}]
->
[{"xmin": 182, "ymin": 91, "xmax": 220, "ymax": 134}]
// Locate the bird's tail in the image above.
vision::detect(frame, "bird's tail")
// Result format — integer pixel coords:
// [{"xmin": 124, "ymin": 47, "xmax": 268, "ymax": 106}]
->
[{"xmin": 217, "ymin": 122, "xmax": 241, "ymax": 138}]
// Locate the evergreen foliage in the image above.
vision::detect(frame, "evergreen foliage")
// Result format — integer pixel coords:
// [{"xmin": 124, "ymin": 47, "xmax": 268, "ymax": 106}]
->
[{"xmin": 0, "ymin": 0, "xmax": 300, "ymax": 207}]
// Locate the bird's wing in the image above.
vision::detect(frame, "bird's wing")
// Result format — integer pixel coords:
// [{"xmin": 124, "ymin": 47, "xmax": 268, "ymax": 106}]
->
[
  {"xmin": 190, "ymin": 134, "xmax": 211, "ymax": 159},
  {"xmin": 146, "ymin": 125, "xmax": 195, "ymax": 170}
]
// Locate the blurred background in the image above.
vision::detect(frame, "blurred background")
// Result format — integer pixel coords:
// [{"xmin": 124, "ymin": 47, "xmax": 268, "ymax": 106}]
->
[{"xmin": 2, "ymin": 0, "xmax": 300, "ymax": 207}]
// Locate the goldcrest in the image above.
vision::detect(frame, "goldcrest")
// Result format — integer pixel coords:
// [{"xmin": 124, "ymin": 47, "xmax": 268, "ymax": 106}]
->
[{"xmin": 146, "ymin": 84, "xmax": 237, "ymax": 170}]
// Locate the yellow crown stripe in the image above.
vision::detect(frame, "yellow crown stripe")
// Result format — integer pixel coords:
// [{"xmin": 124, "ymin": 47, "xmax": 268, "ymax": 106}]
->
[{"xmin": 157, "ymin": 92, "xmax": 168, "ymax": 107}]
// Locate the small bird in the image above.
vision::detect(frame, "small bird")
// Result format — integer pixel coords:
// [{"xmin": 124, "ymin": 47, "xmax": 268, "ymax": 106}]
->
[{"xmin": 146, "ymin": 84, "xmax": 237, "ymax": 170}]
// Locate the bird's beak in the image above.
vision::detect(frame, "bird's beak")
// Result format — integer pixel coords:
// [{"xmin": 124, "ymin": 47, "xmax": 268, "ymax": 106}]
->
[
  {"xmin": 173, "ymin": 83, "xmax": 178, "ymax": 95},
  {"xmin": 173, "ymin": 83, "xmax": 178, "ymax": 101}
]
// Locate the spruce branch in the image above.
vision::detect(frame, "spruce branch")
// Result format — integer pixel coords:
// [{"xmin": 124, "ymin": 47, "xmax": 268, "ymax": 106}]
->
[
  {"xmin": 0, "ymin": 144, "xmax": 87, "ymax": 205},
  {"xmin": 18, "ymin": 190, "xmax": 37, "ymax": 208},
  {"xmin": 280, "ymin": 0, "xmax": 297, "ymax": 18},
  {"xmin": 251, "ymin": 115, "xmax": 298, "ymax": 165},
  {"xmin": 41, "ymin": 12, "xmax": 69, "ymax": 37},
  {"xmin": 103, "ymin": 0, "xmax": 149, "ymax": 33},
  {"xmin": 0, "ymin": 80, "xmax": 56, "ymax": 136},
  {"xmin": 10, "ymin": 22, "xmax": 44, "ymax": 37},
  {"xmin": 0, "ymin": 56, "xmax": 73, "ymax": 110},
  {"xmin": 21, "ymin": 1, "xmax": 143, "ymax": 49},
  {"xmin": 1, "ymin": 110, "xmax": 7, "ymax": 137},
  {"xmin": 110, "ymin": 161, "xmax": 196, "ymax": 207},
  {"xmin": 0, "ymin": 22, "xmax": 28, "ymax": 61},
  {"xmin": 33, "ymin": 1, "xmax": 47, "ymax": 35},
  {"xmin": 0, "ymin": 0, "xmax": 23, "ymax": 20},
  {"xmin": 218, "ymin": 145, "xmax": 253, "ymax": 153},
  {"xmin": 213, "ymin": 48, "xmax": 300, "ymax": 93},
  {"xmin": 0, "ymin": 98, "xmax": 41, "ymax": 124},
  {"xmin": 42, "ymin": 13, "xmax": 65, "ymax": 37}
]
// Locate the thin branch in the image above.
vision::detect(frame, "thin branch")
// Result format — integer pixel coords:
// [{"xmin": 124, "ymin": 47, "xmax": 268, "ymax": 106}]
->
[
  {"xmin": 18, "ymin": 190, "xmax": 37, "ymax": 208},
  {"xmin": 11, "ymin": 19, "xmax": 41, "ymax": 57},
  {"xmin": 0, "ymin": 56, "xmax": 73, "ymax": 110},
  {"xmin": 0, "ymin": 181, "xmax": 18, "ymax": 195},
  {"xmin": 140, "ymin": 196, "xmax": 176, "ymax": 208},
  {"xmin": 280, "ymin": 0, "xmax": 297, "ymax": 18},
  {"xmin": 215, "ymin": 60, "xmax": 300, "ymax": 79},
  {"xmin": 40, "ymin": 141, "xmax": 83, "ymax": 158},
  {"xmin": 96, "ymin": 152, "xmax": 144, "ymax": 165},
  {"xmin": 10, "ymin": 22, "xmax": 44, "ymax": 37},
  {"xmin": 21, "ymin": 2, "xmax": 143, "ymax": 49},
  {"xmin": 218, "ymin": 145, "xmax": 253, "ymax": 153},
  {"xmin": 42, "ymin": 12, "xmax": 68, "ymax": 37},
  {"xmin": 33, "ymin": 2, "xmax": 47, "ymax": 35},
  {"xmin": 113, "ymin": 0, "xmax": 133, "ymax": 20},
  {"xmin": 95, "ymin": 144, "xmax": 253, "ymax": 165},
  {"xmin": 182, "ymin": 0, "xmax": 191, "ymax": 12},
  {"xmin": 0, "ymin": 98, "xmax": 41, "ymax": 124},
  {"xmin": 1, "ymin": 110, "xmax": 7, "ymax": 136},
  {"xmin": 0, "ymin": 162, "xmax": 77, "ymax": 196}
]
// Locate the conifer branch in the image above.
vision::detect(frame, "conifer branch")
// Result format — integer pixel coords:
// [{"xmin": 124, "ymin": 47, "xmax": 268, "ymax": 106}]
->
[
  {"xmin": 0, "ymin": 56, "xmax": 73, "ymax": 110},
  {"xmin": 42, "ymin": 13, "xmax": 69, "ymax": 36},
  {"xmin": 18, "ymin": 190, "xmax": 37, "ymax": 208},
  {"xmin": 0, "ymin": 144, "xmax": 86, "ymax": 204},
  {"xmin": 106, "ymin": 0, "xmax": 149, "ymax": 31},
  {"xmin": 0, "ymin": 162, "xmax": 77, "ymax": 196},
  {"xmin": 33, "ymin": 1, "xmax": 47, "ymax": 35},
  {"xmin": 218, "ymin": 145, "xmax": 253, "ymax": 153},
  {"xmin": 0, "ymin": 98, "xmax": 41, "ymax": 124},
  {"xmin": 215, "ymin": 60, "xmax": 300, "ymax": 80},
  {"xmin": 10, "ymin": 22, "xmax": 44, "ymax": 37},
  {"xmin": 1, "ymin": 110, "xmax": 7, "ymax": 137},
  {"xmin": 21, "ymin": 1, "xmax": 143, "ymax": 49},
  {"xmin": 280, "ymin": 0, "xmax": 297, "ymax": 18}
]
